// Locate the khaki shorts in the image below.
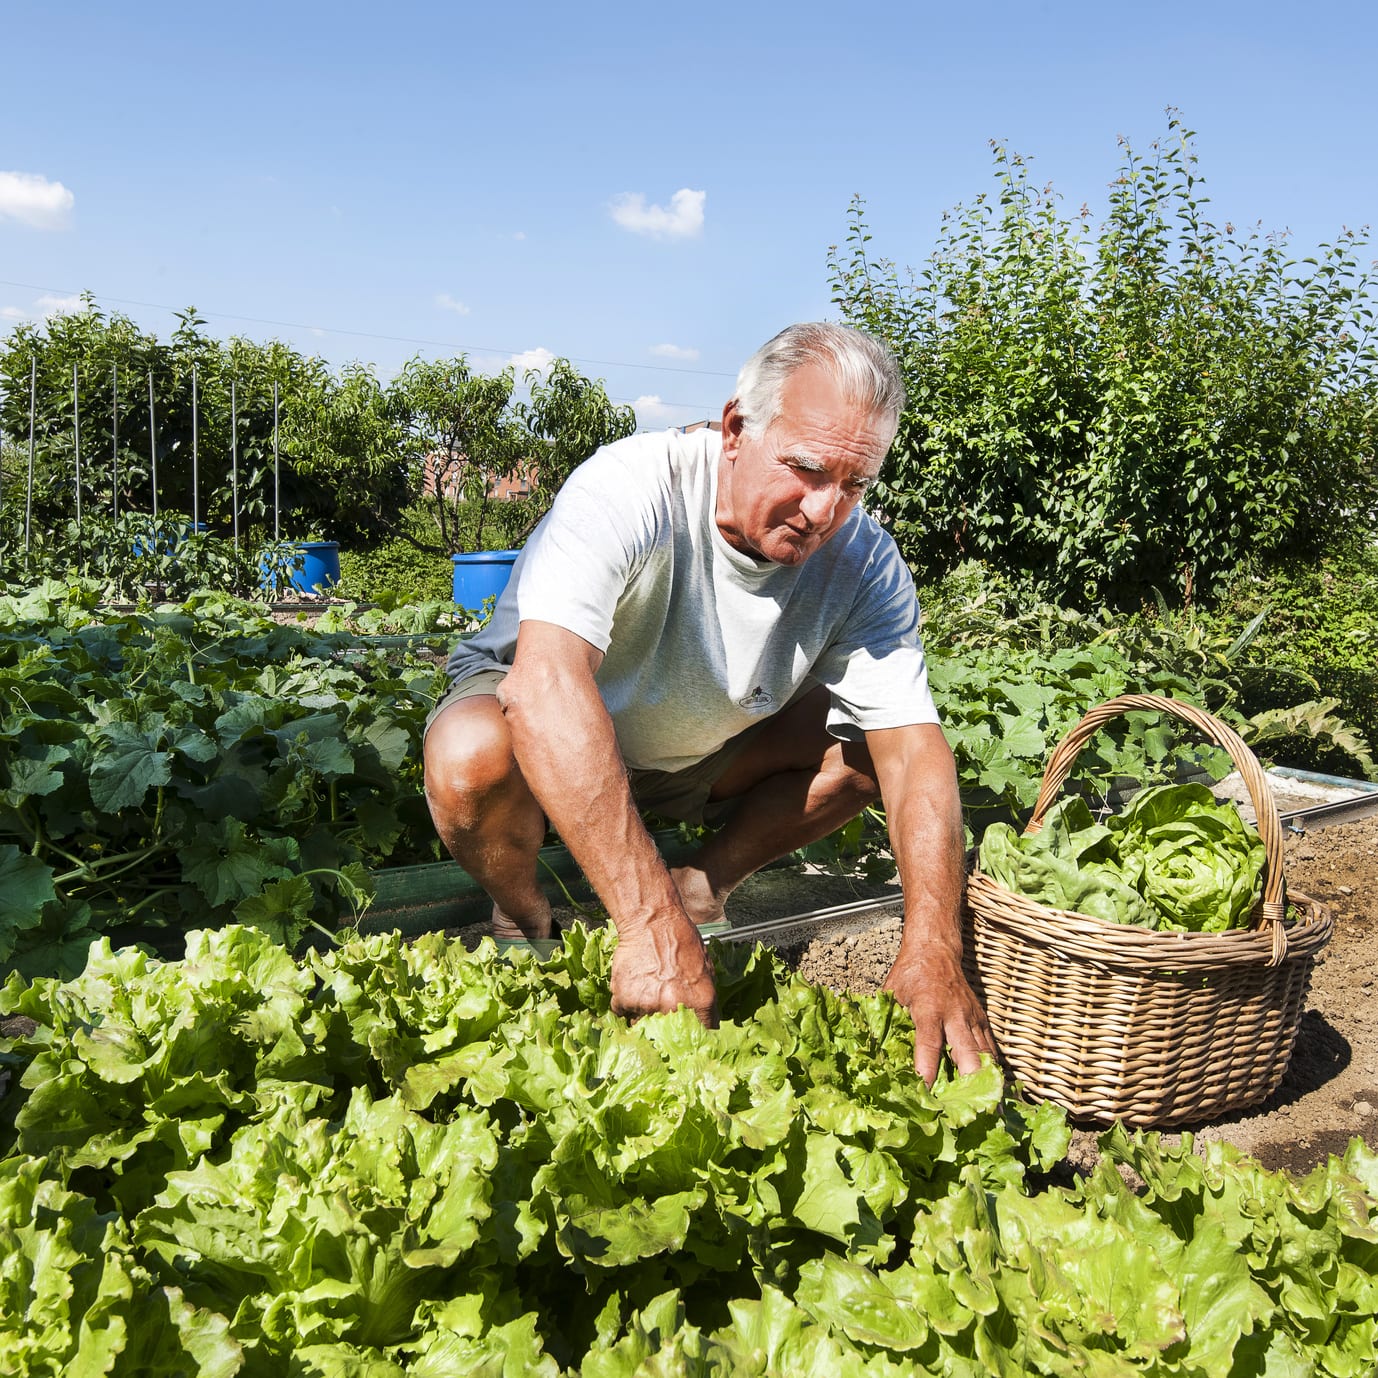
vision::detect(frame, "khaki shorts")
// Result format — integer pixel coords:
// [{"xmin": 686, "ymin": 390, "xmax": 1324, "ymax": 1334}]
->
[{"xmin": 425, "ymin": 667, "xmax": 759, "ymax": 826}]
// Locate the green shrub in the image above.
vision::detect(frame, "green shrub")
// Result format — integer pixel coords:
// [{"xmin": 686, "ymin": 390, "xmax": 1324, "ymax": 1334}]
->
[
  {"xmin": 831, "ymin": 114, "xmax": 1378, "ymax": 610},
  {"xmin": 1210, "ymin": 541, "xmax": 1378, "ymax": 774},
  {"xmin": 917, "ymin": 553, "xmax": 1377, "ymax": 782},
  {"xmin": 337, "ymin": 538, "xmax": 452, "ymax": 605},
  {"xmin": 335, "ymin": 500, "xmax": 528, "ymax": 605}
]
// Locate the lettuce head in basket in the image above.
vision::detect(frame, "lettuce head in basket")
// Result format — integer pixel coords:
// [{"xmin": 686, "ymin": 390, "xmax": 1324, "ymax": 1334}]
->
[{"xmin": 978, "ymin": 783, "xmax": 1266, "ymax": 933}]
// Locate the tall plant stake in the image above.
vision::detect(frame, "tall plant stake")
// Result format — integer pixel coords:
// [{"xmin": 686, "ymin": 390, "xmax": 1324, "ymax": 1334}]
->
[
  {"xmin": 72, "ymin": 363, "xmax": 81, "ymax": 524},
  {"xmin": 191, "ymin": 363, "xmax": 199, "ymax": 528},
  {"xmin": 231, "ymin": 379, "xmax": 239, "ymax": 550},
  {"xmin": 111, "ymin": 364, "xmax": 120, "ymax": 520},
  {"xmin": 273, "ymin": 380, "xmax": 280, "ymax": 540},
  {"xmin": 147, "ymin": 371, "xmax": 159, "ymax": 520},
  {"xmin": 26, "ymin": 357, "xmax": 36, "ymax": 549}
]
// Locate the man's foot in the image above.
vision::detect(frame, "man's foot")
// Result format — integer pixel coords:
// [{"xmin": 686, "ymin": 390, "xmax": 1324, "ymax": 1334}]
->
[
  {"xmin": 491, "ymin": 899, "xmax": 555, "ymax": 941},
  {"xmin": 669, "ymin": 864, "xmax": 730, "ymax": 929}
]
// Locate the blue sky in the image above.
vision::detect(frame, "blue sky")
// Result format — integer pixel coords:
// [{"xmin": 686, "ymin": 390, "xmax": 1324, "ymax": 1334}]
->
[{"xmin": 3, "ymin": 0, "xmax": 1375, "ymax": 429}]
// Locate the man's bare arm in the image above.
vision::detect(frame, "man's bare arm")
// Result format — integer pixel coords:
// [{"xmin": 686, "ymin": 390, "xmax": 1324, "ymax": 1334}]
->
[
  {"xmin": 866, "ymin": 722, "xmax": 996, "ymax": 1082},
  {"xmin": 499, "ymin": 619, "xmax": 717, "ymax": 1025}
]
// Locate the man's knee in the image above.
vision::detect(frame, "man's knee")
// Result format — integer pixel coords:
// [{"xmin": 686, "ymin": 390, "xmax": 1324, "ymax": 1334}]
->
[
  {"xmin": 710, "ymin": 685, "xmax": 881, "ymax": 803},
  {"xmin": 423, "ymin": 698, "xmax": 521, "ymax": 819},
  {"xmin": 827, "ymin": 738, "xmax": 881, "ymax": 806}
]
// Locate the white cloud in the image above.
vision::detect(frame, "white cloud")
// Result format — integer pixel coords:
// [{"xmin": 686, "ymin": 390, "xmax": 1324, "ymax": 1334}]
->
[
  {"xmin": 0, "ymin": 292, "xmax": 84, "ymax": 322},
  {"xmin": 435, "ymin": 292, "xmax": 471, "ymax": 315},
  {"xmin": 37, "ymin": 293, "xmax": 84, "ymax": 317},
  {"xmin": 650, "ymin": 342, "xmax": 700, "ymax": 362},
  {"xmin": 0, "ymin": 171, "xmax": 75, "ymax": 229},
  {"xmin": 609, "ymin": 188, "xmax": 705, "ymax": 239},
  {"xmin": 513, "ymin": 230, "xmax": 526, "ymax": 241},
  {"xmin": 634, "ymin": 394, "xmax": 672, "ymax": 422},
  {"xmin": 509, "ymin": 347, "xmax": 555, "ymax": 376}
]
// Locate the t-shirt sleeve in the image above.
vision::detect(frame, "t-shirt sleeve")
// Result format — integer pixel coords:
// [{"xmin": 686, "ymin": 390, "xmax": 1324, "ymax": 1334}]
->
[
  {"xmin": 812, "ymin": 542, "xmax": 941, "ymax": 738},
  {"xmin": 512, "ymin": 447, "xmax": 659, "ymax": 653}
]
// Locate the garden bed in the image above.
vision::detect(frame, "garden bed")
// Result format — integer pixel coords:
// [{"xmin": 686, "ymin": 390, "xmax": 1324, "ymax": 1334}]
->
[{"xmin": 511, "ymin": 814, "xmax": 1377, "ymax": 1177}]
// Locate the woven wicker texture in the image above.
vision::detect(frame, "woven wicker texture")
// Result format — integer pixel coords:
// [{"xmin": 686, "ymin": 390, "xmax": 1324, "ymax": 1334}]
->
[{"xmin": 963, "ymin": 694, "xmax": 1333, "ymax": 1128}]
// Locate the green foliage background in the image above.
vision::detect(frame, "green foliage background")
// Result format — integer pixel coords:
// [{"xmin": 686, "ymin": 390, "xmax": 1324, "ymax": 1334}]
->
[
  {"xmin": 830, "ymin": 114, "xmax": 1378, "ymax": 610},
  {"xmin": 0, "ymin": 303, "xmax": 409, "ymax": 546},
  {"xmin": 1210, "ymin": 540, "xmax": 1378, "ymax": 773},
  {"xmin": 1, "ymin": 306, "xmax": 634, "ymax": 569}
]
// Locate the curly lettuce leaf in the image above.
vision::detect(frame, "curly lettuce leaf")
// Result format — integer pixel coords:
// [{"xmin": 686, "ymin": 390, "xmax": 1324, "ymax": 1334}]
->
[
  {"xmin": 978, "ymin": 786, "xmax": 1264, "ymax": 932},
  {"xmin": 978, "ymin": 798, "xmax": 1156, "ymax": 926},
  {"xmin": 1109, "ymin": 783, "xmax": 1265, "ymax": 932}
]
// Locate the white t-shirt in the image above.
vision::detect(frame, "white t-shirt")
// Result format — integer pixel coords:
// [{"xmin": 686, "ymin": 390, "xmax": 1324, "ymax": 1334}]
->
[{"xmin": 445, "ymin": 427, "xmax": 940, "ymax": 773}]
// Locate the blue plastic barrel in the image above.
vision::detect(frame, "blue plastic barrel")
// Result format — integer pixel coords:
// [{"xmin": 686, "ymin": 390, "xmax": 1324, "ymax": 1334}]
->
[
  {"xmin": 451, "ymin": 549, "xmax": 519, "ymax": 611},
  {"xmin": 290, "ymin": 540, "xmax": 341, "ymax": 594}
]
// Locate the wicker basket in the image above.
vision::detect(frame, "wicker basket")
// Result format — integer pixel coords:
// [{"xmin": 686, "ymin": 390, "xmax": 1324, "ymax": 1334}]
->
[{"xmin": 962, "ymin": 693, "xmax": 1333, "ymax": 1128}]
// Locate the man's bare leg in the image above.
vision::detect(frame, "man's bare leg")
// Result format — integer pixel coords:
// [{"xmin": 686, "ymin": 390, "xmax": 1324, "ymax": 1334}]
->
[
  {"xmin": 426, "ymin": 685, "xmax": 878, "ymax": 937},
  {"xmin": 423, "ymin": 695, "xmax": 554, "ymax": 940},
  {"xmin": 670, "ymin": 686, "xmax": 880, "ymax": 925}
]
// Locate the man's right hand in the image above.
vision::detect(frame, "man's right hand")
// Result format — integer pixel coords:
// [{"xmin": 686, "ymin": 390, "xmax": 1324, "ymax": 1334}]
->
[
  {"xmin": 609, "ymin": 915, "xmax": 719, "ymax": 1028},
  {"xmin": 499, "ymin": 621, "xmax": 719, "ymax": 1028}
]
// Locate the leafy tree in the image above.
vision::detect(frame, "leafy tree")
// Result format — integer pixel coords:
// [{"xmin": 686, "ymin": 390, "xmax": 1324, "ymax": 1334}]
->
[
  {"xmin": 388, "ymin": 357, "xmax": 526, "ymax": 555},
  {"xmin": 388, "ymin": 355, "xmax": 635, "ymax": 553},
  {"xmin": 0, "ymin": 297, "xmax": 158, "ymax": 525},
  {"xmin": 513, "ymin": 358, "xmax": 636, "ymax": 541},
  {"xmin": 272, "ymin": 358, "xmax": 408, "ymax": 544},
  {"xmin": 4, "ymin": 310, "xmax": 633, "ymax": 562},
  {"xmin": 828, "ymin": 114, "xmax": 1378, "ymax": 609}
]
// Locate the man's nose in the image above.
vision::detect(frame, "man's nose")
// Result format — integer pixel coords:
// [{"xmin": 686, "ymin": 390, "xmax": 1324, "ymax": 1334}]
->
[{"xmin": 799, "ymin": 483, "xmax": 841, "ymax": 529}]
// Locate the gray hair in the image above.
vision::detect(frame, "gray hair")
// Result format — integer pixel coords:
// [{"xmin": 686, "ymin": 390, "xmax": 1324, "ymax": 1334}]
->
[{"xmin": 730, "ymin": 322, "xmax": 905, "ymax": 446}]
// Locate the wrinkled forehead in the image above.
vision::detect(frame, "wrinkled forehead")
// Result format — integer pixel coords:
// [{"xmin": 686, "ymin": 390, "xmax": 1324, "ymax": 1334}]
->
[
  {"xmin": 764, "ymin": 396, "xmax": 892, "ymax": 476},
  {"xmin": 774, "ymin": 365, "xmax": 896, "ymax": 451}
]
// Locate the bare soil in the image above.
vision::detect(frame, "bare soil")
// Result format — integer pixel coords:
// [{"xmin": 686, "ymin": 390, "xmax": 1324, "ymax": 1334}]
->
[{"xmin": 784, "ymin": 814, "xmax": 1378, "ymax": 1177}]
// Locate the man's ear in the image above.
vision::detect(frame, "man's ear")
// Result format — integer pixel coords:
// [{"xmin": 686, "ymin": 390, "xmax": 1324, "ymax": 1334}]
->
[{"xmin": 720, "ymin": 400, "xmax": 745, "ymax": 461}]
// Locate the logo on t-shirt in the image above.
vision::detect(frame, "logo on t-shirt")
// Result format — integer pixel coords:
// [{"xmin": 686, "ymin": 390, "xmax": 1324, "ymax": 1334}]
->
[{"xmin": 738, "ymin": 685, "xmax": 773, "ymax": 711}]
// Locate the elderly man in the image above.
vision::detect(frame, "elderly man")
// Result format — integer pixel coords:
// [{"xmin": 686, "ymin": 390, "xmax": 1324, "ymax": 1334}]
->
[{"xmin": 424, "ymin": 322, "xmax": 994, "ymax": 1081}]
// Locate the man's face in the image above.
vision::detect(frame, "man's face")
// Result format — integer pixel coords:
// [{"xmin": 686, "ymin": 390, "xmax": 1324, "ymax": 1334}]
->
[{"xmin": 716, "ymin": 363, "xmax": 887, "ymax": 566}]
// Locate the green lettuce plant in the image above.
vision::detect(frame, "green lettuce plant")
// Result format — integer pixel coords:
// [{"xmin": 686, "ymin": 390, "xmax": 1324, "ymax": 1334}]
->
[
  {"xmin": 979, "ymin": 783, "xmax": 1266, "ymax": 931},
  {"xmin": 1, "ymin": 923, "xmax": 1374, "ymax": 1373}
]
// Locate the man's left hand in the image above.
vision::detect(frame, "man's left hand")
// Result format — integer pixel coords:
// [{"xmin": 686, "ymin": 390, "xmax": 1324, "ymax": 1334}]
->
[{"xmin": 883, "ymin": 944, "xmax": 997, "ymax": 1084}]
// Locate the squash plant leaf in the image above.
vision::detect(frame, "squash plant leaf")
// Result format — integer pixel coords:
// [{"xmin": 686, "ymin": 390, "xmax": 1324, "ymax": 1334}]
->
[
  {"xmin": 233, "ymin": 875, "xmax": 315, "ymax": 946},
  {"xmin": 88, "ymin": 722, "xmax": 175, "ymax": 812},
  {"xmin": 182, "ymin": 819, "xmax": 299, "ymax": 908},
  {"xmin": 0, "ymin": 845, "xmax": 58, "ymax": 959}
]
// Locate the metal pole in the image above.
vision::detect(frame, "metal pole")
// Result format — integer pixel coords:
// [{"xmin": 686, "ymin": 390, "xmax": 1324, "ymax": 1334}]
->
[
  {"xmin": 273, "ymin": 380, "xmax": 280, "ymax": 540},
  {"xmin": 26, "ymin": 357, "xmax": 35, "ymax": 549},
  {"xmin": 111, "ymin": 363, "xmax": 119, "ymax": 520},
  {"xmin": 148, "ymin": 370, "xmax": 158, "ymax": 520},
  {"xmin": 231, "ymin": 378, "xmax": 239, "ymax": 550},
  {"xmin": 72, "ymin": 362, "xmax": 81, "ymax": 524},
  {"xmin": 191, "ymin": 363, "xmax": 199, "ymax": 528}
]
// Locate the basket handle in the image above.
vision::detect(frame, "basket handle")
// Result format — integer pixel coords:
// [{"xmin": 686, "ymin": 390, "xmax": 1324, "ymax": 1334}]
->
[{"xmin": 1026, "ymin": 694, "xmax": 1287, "ymax": 946}]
